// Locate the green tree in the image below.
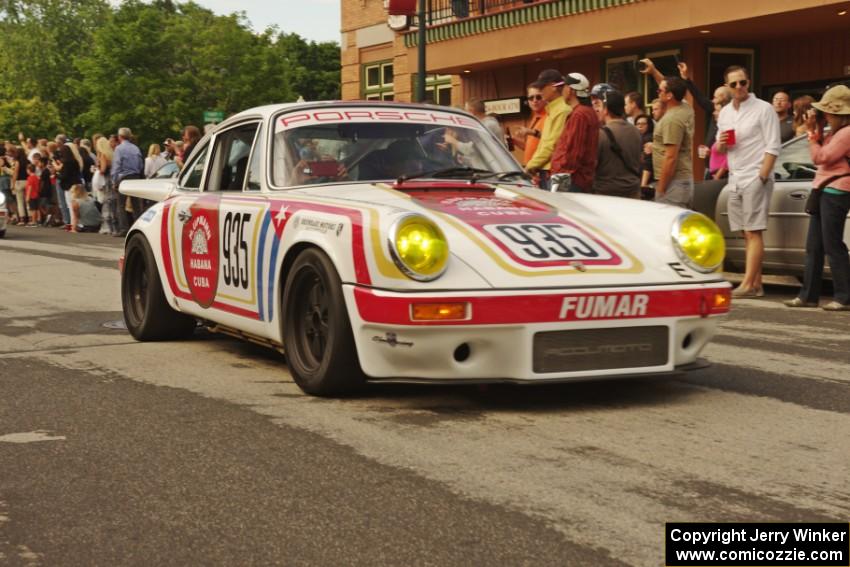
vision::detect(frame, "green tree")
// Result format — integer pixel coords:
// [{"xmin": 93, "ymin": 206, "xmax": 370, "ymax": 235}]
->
[
  {"xmin": 74, "ymin": 1, "xmax": 299, "ymax": 144},
  {"xmin": 0, "ymin": 98, "xmax": 64, "ymax": 140},
  {"xmin": 1, "ymin": 0, "xmax": 341, "ymax": 146},
  {"xmin": 0, "ymin": 0, "xmax": 110, "ymax": 131},
  {"xmin": 274, "ymin": 33, "xmax": 341, "ymax": 101}
]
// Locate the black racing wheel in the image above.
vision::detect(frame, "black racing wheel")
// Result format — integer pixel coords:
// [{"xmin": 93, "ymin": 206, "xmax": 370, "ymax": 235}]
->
[
  {"xmin": 122, "ymin": 234, "xmax": 196, "ymax": 341},
  {"xmin": 282, "ymin": 248, "xmax": 365, "ymax": 396}
]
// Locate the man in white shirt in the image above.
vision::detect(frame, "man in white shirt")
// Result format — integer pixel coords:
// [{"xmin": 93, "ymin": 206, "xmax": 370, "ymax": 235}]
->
[{"xmin": 716, "ymin": 66, "xmax": 781, "ymax": 298}]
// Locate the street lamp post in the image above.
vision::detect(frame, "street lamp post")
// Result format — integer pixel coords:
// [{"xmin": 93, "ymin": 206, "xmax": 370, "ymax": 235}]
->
[{"xmin": 416, "ymin": 0, "xmax": 427, "ymax": 102}]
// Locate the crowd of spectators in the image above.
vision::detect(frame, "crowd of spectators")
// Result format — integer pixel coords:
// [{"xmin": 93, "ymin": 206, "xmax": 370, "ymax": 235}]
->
[
  {"xmin": 1, "ymin": 125, "xmax": 200, "ymax": 235},
  {"xmin": 496, "ymin": 62, "xmax": 848, "ymax": 309}
]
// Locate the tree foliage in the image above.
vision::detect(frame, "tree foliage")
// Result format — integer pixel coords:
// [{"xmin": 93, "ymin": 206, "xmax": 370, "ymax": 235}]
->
[
  {"xmin": 0, "ymin": 0, "xmax": 340, "ymax": 145},
  {"xmin": 0, "ymin": 98, "xmax": 64, "ymax": 140}
]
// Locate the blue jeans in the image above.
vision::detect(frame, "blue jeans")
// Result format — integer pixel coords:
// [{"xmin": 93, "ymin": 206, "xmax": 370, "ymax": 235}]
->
[
  {"xmin": 55, "ymin": 180, "xmax": 71, "ymax": 225},
  {"xmin": 799, "ymin": 190, "xmax": 850, "ymax": 304}
]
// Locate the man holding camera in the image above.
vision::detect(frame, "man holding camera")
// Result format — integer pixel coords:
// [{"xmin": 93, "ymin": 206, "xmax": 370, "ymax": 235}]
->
[{"xmin": 716, "ymin": 66, "xmax": 781, "ymax": 298}]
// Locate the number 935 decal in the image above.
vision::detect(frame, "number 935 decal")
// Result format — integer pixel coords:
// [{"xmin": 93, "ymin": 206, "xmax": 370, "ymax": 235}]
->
[
  {"xmin": 222, "ymin": 212, "xmax": 252, "ymax": 289},
  {"xmin": 483, "ymin": 223, "xmax": 614, "ymax": 263}
]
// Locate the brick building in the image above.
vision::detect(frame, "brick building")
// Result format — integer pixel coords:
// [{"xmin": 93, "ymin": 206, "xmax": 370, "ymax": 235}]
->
[{"xmin": 341, "ymin": 0, "xmax": 850, "ymax": 152}]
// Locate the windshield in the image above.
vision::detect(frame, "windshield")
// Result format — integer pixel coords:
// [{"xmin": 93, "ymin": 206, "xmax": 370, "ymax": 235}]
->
[
  {"xmin": 773, "ymin": 134, "xmax": 816, "ymax": 181},
  {"xmin": 272, "ymin": 106, "xmax": 522, "ymax": 187}
]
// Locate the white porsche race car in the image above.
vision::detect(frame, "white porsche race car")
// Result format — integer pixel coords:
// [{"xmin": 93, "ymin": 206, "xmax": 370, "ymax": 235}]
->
[{"xmin": 119, "ymin": 102, "xmax": 731, "ymax": 396}]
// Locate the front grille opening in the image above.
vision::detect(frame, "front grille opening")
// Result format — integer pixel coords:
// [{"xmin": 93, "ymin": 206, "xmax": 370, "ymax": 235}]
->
[{"xmin": 533, "ymin": 326, "xmax": 669, "ymax": 373}]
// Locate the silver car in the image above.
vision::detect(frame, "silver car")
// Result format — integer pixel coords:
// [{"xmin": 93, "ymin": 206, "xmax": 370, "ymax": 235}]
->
[
  {"xmin": 0, "ymin": 189, "xmax": 8, "ymax": 238},
  {"xmin": 693, "ymin": 134, "xmax": 849, "ymax": 278}
]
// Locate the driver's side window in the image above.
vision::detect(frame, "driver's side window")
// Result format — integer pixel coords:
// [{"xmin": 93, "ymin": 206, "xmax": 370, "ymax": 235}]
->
[
  {"xmin": 180, "ymin": 144, "xmax": 209, "ymax": 191},
  {"xmin": 207, "ymin": 123, "xmax": 260, "ymax": 192}
]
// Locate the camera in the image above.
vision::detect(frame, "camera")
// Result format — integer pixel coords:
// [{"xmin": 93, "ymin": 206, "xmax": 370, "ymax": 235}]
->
[{"xmin": 635, "ymin": 60, "xmax": 648, "ymax": 72}]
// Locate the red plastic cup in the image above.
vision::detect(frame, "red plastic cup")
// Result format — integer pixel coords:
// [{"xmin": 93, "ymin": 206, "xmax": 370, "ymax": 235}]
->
[{"xmin": 724, "ymin": 129, "xmax": 736, "ymax": 146}]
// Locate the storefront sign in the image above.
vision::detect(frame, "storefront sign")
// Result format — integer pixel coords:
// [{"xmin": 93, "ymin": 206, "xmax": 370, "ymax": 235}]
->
[{"xmin": 484, "ymin": 98, "xmax": 522, "ymax": 115}]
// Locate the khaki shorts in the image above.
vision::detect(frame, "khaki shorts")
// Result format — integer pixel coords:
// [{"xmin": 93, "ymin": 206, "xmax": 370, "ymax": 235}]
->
[
  {"xmin": 727, "ymin": 177, "xmax": 773, "ymax": 232},
  {"xmin": 655, "ymin": 178, "xmax": 693, "ymax": 209}
]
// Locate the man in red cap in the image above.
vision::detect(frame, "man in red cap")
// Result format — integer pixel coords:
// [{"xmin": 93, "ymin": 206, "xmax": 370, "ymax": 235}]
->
[{"xmin": 551, "ymin": 72, "xmax": 599, "ymax": 192}]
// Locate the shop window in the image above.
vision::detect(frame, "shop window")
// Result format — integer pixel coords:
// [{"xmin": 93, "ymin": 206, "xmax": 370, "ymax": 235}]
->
[
  {"xmin": 707, "ymin": 47, "xmax": 756, "ymax": 93},
  {"xmin": 604, "ymin": 48, "xmax": 682, "ymax": 105},
  {"xmin": 605, "ymin": 55, "xmax": 639, "ymax": 95},
  {"xmin": 363, "ymin": 61, "xmax": 394, "ymax": 101}
]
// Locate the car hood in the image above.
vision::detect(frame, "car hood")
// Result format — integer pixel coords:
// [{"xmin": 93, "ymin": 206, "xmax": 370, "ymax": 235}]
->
[{"xmin": 293, "ymin": 181, "xmax": 724, "ymax": 291}]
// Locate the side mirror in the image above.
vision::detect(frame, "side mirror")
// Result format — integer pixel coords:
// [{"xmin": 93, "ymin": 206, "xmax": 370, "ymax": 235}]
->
[{"xmin": 549, "ymin": 173, "xmax": 572, "ymax": 193}]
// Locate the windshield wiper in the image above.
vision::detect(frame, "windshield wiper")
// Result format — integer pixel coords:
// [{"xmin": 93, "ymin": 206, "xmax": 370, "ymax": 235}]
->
[
  {"xmin": 472, "ymin": 170, "xmax": 532, "ymax": 182},
  {"xmin": 396, "ymin": 166, "xmax": 492, "ymax": 184}
]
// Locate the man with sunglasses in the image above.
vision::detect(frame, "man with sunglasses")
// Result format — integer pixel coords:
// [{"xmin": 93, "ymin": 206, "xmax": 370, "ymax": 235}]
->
[
  {"xmin": 652, "ymin": 76, "xmax": 694, "ymax": 208},
  {"xmin": 716, "ymin": 65, "xmax": 781, "ymax": 298},
  {"xmin": 525, "ymin": 69, "xmax": 571, "ymax": 189},
  {"xmin": 511, "ymin": 85, "xmax": 548, "ymax": 167}
]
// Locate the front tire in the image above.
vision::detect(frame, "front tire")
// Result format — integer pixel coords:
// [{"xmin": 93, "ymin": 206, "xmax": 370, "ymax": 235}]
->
[
  {"xmin": 282, "ymin": 248, "xmax": 364, "ymax": 396},
  {"xmin": 122, "ymin": 234, "xmax": 196, "ymax": 341}
]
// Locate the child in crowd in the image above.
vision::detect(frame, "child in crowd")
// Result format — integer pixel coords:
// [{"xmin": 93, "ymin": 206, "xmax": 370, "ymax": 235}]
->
[
  {"xmin": 24, "ymin": 163, "xmax": 41, "ymax": 227},
  {"xmin": 69, "ymin": 183, "xmax": 102, "ymax": 233}
]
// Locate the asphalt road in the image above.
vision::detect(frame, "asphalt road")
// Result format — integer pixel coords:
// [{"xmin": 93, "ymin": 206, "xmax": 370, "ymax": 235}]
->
[{"xmin": 1, "ymin": 225, "xmax": 849, "ymax": 566}]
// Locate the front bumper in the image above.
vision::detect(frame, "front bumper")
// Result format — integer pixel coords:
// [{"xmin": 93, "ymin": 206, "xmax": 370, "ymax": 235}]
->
[{"xmin": 344, "ymin": 283, "xmax": 730, "ymax": 381}]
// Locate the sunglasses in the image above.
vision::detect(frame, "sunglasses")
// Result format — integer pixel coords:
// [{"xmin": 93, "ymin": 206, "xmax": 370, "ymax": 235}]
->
[
  {"xmin": 729, "ymin": 79, "xmax": 749, "ymax": 88},
  {"xmin": 527, "ymin": 94, "xmax": 543, "ymax": 101}
]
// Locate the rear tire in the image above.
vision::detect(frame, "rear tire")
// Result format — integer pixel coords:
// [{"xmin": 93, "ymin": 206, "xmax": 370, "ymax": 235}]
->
[
  {"xmin": 0, "ymin": 230, "xmax": 5, "ymax": 238},
  {"xmin": 122, "ymin": 234, "xmax": 196, "ymax": 341},
  {"xmin": 282, "ymin": 248, "xmax": 364, "ymax": 396}
]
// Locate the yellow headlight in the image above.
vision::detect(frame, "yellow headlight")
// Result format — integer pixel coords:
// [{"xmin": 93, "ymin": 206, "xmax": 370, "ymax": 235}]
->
[
  {"xmin": 671, "ymin": 212, "xmax": 725, "ymax": 273},
  {"xmin": 390, "ymin": 215, "xmax": 449, "ymax": 281}
]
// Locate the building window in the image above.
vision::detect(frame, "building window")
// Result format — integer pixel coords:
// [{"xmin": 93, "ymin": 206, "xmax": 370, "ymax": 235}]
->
[
  {"xmin": 707, "ymin": 47, "xmax": 756, "ymax": 94},
  {"xmin": 425, "ymin": 74, "xmax": 452, "ymax": 106},
  {"xmin": 363, "ymin": 61, "xmax": 394, "ymax": 100},
  {"xmin": 605, "ymin": 55, "xmax": 639, "ymax": 96},
  {"xmin": 605, "ymin": 48, "xmax": 681, "ymax": 105}
]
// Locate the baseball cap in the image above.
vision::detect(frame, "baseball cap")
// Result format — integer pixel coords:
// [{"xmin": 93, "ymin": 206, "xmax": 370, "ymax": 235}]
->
[
  {"xmin": 531, "ymin": 68, "xmax": 566, "ymax": 89},
  {"xmin": 565, "ymin": 72, "xmax": 590, "ymax": 98}
]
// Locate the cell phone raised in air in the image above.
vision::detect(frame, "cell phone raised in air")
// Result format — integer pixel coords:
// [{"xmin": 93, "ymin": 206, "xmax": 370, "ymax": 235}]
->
[{"xmin": 307, "ymin": 160, "xmax": 339, "ymax": 177}]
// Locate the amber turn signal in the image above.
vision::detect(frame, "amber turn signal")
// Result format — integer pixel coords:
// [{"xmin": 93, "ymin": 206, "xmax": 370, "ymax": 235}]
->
[
  {"xmin": 713, "ymin": 289, "xmax": 731, "ymax": 312},
  {"xmin": 411, "ymin": 302, "xmax": 469, "ymax": 321}
]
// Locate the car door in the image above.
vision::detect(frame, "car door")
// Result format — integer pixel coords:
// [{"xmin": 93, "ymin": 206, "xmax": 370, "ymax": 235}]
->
[
  {"xmin": 771, "ymin": 135, "xmax": 816, "ymax": 272},
  {"xmin": 168, "ymin": 121, "xmax": 264, "ymax": 324},
  {"xmin": 206, "ymin": 122, "xmax": 264, "ymax": 325},
  {"xmin": 165, "ymin": 142, "xmax": 216, "ymax": 317}
]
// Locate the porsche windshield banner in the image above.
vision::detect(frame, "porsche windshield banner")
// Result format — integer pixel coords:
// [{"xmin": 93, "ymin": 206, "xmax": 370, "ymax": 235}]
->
[{"xmin": 276, "ymin": 107, "xmax": 485, "ymax": 132}]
